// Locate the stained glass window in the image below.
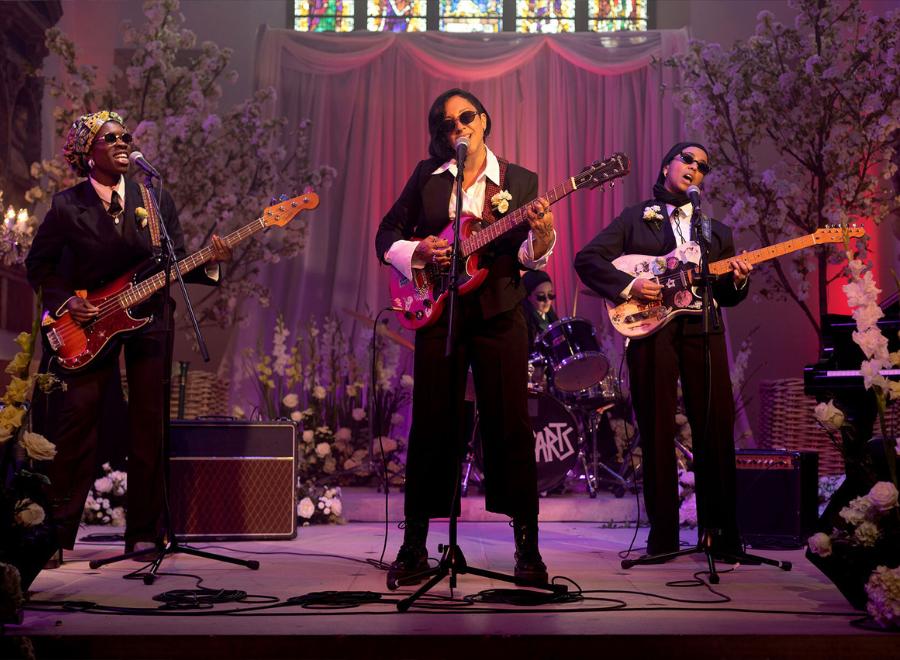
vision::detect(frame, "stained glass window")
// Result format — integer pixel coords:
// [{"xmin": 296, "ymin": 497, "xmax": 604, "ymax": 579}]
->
[
  {"xmin": 516, "ymin": 1, "xmax": 575, "ymax": 34},
  {"xmin": 439, "ymin": 0, "xmax": 502, "ymax": 33},
  {"xmin": 294, "ymin": 0, "xmax": 355, "ymax": 32},
  {"xmin": 293, "ymin": 0, "xmax": 650, "ymax": 32},
  {"xmin": 367, "ymin": 0, "xmax": 427, "ymax": 32},
  {"xmin": 589, "ymin": 0, "xmax": 647, "ymax": 31}
]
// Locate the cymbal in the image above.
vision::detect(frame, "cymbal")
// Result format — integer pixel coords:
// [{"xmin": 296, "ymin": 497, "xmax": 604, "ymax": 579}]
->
[
  {"xmin": 579, "ymin": 288, "xmax": 605, "ymax": 299},
  {"xmin": 341, "ymin": 308, "xmax": 414, "ymax": 351}
]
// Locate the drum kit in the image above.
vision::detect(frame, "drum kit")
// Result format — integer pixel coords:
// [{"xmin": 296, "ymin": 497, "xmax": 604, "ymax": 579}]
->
[{"xmin": 463, "ymin": 316, "xmax": 641, "ymax": 499}]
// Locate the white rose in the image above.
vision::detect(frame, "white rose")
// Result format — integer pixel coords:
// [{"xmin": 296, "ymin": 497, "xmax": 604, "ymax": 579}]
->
[
  {"xmin": 297, "ymin": 497, "xmax": 315, "ymax": 519},
  {"xmin": 352, "ymin": 407, "xmax": 366, "ymax": 421},
  {"xmin": 282, "ymin": 393, "xmax": 299, "ymax": 408},
  {"xmin": 302, "ymin": 430, "xmax": 314, "ymax": 443},
  {"xmin": 312, "ymin": 385, "xmax": 327, "ymax": 400},
  {"xmin": 15, "ymin": 499, "xmax": 45, "ymax": 527},
  {"xmin": 330, "ymin": 499, "xmax": 342, "ymax": 517},
  {"xmin": 346, "ymin": 384, "xmax": 358, "ymax": 398},
  {"xmin": 813, "ymin": 399, "xmax": 845, "ymax": 432},
  {"xmin": 335, "ymin": 427, "xmax": 352, "ymax": 441},
  {"xmin": 374, "ymin": 436, "xmax": 398, "ymax": 454},
  {"xmin": 315, "ymin": 442, "xmax": 332, "ymax": 458},
  {"xmin": 807, "ymin": 532, "xmax": 832, "ymax": 557},
  {"xmin": 20, "ymin": 431, "xmax": 57, "ymax": 461},
  {"xmin": 854, "ymin": 521, "xmax": 881, "ymax": 547},
  {"xmin": 290, "ymin": 411, "xmax": 303, "ymax": 422},
  {"xmin": 867, "ymin": 481, "xmax": 899, "ymax": 512},
  {"xmin": 390, "ymin": 413, "xmax": 404, "ymax": 426},
  {"xmin": 401, "ymin": 374, "xmax": 414, "ymax": 389},
  {"xmin": 94, "ymin": 476, "xmax": 113, "ymax": 494},
  {"xmin": 232, "ymin": 405, "xmax": 246, "ymax": 419}
]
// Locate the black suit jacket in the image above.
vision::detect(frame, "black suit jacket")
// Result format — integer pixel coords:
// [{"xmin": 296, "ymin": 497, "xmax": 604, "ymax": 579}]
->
[
  {"xmin": 375, "ymin": 157, "xmax": 539, "ymax": 321},
  {"xmin": 574, "ymin": 199, "xmax": 748, "ymax": 335},
  {"xmin": 26, "ymin": 178, "xmax": 214, "ymax": 319}
]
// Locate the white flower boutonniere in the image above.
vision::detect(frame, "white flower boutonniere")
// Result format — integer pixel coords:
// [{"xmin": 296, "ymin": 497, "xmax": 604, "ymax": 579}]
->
[
  {"xmin": 491, "ymin": 190, "xmax": 512, "ymax": 214},
  {"xmin": 643, "ymin": 205, "xmax": 664, "ymax": 222},
  {"xmin": 135, "ymin": 206, "xmax": 149, "ymax": 229}
]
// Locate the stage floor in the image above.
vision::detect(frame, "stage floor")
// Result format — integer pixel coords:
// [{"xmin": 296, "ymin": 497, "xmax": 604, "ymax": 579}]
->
[{"xmin": 7, "ymin": 520, "xmax": 896, "ymax": 659}]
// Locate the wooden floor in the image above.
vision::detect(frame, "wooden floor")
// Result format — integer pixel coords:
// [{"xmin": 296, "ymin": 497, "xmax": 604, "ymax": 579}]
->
[{"xmin": 6, "ymin": 518, "xmax": 896, "ymax": 660}]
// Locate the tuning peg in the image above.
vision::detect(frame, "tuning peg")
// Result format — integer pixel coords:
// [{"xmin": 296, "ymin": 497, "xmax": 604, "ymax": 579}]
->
[{"xmin": 279, "ymin": 193, "xmax": 289, "ymax": 202}]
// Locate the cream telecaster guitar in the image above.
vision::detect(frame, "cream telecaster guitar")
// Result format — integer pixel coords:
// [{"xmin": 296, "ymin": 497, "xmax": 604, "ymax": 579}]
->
[{"xmin": 605, "ymin": 225, "xmax": 865, "ymax": 338}]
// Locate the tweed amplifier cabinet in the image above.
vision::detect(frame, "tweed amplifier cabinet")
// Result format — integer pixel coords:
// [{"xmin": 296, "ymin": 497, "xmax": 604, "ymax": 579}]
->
[
  {"xmin": 735, "ymin": 449, "xmax": 818, "ymax": 549},
  {"xmin": 169, "ymin": 420, "xmax": 297, "ymax": 540}
]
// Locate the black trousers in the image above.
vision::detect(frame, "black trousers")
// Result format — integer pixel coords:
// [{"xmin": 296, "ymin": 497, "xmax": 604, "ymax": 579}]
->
[
  {"xmin": 33, "ymin": 320, "xmax": 172, "ymax": 550},
  {"xmin": 626, "ymin": 319, "xmax": 739, "ymax": 552},
  {"xmin": 404, "ymin": 300, "xmax": 538, "ymax": 520}
]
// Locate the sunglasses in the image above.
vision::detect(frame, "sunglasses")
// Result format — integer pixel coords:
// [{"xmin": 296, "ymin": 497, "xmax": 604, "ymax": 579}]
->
[
  {"xmin": 535, "ymin": 293, "xmax": 556, "ymax": 302},
  {"xmin": 440, "ymin": 110, "xmax": 478, "ymax": 134},
  {"xmin": 677, "ymin": 152, "xmax": 711, "ymax": 175},
  {"xmin": 98, "ymin": 132, "xmax": 133, "ymax": 146}
]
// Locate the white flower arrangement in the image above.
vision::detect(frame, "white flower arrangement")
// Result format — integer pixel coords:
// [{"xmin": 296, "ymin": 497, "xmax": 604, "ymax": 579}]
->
[
  {"xmin": 642, "ymin": 205, "xmax": 664, "ymax": 222},
  {"xmin": 813, "ymin": 399, "xmax": 846, "ymax": 432},
  {"xmin": 866, "ymin": 565, "xmax": 900, "ymax": 629},
  {"xmin": 490, "ymin": 190, "xmax": 512, "ymax": 214},
  {"xmin": 296, "ymin": 482, "xmax": 343, "ymax": 526},
  {"xmin": 82, "ymin": 463, "xmax": 128, "ymax": 526}
]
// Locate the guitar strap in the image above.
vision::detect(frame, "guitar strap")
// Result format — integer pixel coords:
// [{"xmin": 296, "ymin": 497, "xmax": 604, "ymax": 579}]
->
[
  {"xmin": 137, "ymin": 183, "xmax": 163, "ymax": 255},
  {"xmin": 480, "ymin": 157, "xmax": 509, "ymax": 225}
]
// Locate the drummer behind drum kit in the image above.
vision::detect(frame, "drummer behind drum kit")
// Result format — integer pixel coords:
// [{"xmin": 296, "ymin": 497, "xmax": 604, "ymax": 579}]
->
[{"xmin": 463, "ymin": 316, "xmax": 641, "ymax": 499}]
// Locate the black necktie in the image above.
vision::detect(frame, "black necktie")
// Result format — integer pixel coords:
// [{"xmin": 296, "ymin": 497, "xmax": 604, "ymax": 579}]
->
[
  {"xmin": 671, "ymin": 207, "xmax": 687, "ymax": 244},
  {"xmin": 108, "ymin": 190, "xmax": 123, "ymax": 223}
]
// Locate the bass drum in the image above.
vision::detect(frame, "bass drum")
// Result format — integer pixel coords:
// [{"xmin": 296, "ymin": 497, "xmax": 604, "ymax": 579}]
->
[{"xmin": 474, "ymin": 391, "xmax": 580, "ymax": 493}]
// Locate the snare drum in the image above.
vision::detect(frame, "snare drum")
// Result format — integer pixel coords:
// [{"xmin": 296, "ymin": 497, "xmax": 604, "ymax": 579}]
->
[
  {"xmin": 537, "ymin": 317, "xmax": 609, "ymax": 393},
  {"xmin": 474, "ymin": 391, "xmax": 579, "ymax": 493},
  {"xmin": 557, "ymin": 371, "xmax": 623, "ymax": 411}
]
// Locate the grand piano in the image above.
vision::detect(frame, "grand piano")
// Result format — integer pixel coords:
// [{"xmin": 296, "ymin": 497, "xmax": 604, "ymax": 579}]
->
[{"xmin": 803, "ymin": 290, "xmax": 899, "ymax": 522}]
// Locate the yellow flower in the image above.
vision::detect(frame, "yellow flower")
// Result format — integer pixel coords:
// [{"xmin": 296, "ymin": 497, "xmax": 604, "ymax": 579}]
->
[
  {"xmin": 2, "ymin": 375, "xmax": 32, "ymax": 405},
  {"xmin": 5, "ymin": 351, "xmax": 31, "ymax": 377},
  {"xmin": 0, "ymin": 405, "xmax": 26, "ymax": 432},
  {"xmin": 14, "ymin": 332, "xmax": 32, "ymax": 352},
  {"xmin": 135, "ymin": 207, "xmax": 149, "ymax": 228}
]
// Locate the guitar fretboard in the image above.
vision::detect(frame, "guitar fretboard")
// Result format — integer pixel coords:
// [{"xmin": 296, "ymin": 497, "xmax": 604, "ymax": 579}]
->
[
  {"xmin": 116, "ymin": 217, "xmax": 268, "ymax": 309},
  {"xmin": 461, "ymin": 178, "xmax": 577, "ymax": 257},
  {"xmin": 709, "ymin": 234, "xmax": 819, "ymax": 276}
]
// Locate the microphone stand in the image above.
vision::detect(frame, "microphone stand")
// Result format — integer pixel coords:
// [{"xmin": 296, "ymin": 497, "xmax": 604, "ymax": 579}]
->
[
  {"xmin": 89, "ymin": 173, "xmax": 259, "ymax": 583},
  {"xmin": 621, "ymin": 201, "xmax": 790, "ymax": 583},
  {"xmin": 395, "ymin": 145, "xmax": 564, "ymax": 611}
]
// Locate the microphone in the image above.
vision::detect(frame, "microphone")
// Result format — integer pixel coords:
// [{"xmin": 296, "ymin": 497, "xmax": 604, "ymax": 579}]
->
[
  {"xmin": 454, "ymin": 136, "xmax": 469, "ymax": 164},
  {"xmin": 686, "ymin": 185, "xmax": 701, "ymax": 210},
  {"xmin": 129, "ymin": 151, "xmax": 161, "ymax": 178}
]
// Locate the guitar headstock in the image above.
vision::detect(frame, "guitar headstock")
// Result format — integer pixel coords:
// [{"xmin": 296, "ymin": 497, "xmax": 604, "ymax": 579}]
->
[
  {"xmin": 263, "ymin": 192, "xmax": 320, "ymax": 228},
  {"xmin": 813, "ymin": 224, "xmax": 866, "ymax": 244},
  {"xmin": 574, "ymin": 153, "xmax": 631, "ymax": 190}
]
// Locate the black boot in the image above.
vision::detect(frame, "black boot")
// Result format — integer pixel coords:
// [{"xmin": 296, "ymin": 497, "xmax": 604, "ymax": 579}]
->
[
  {"xmin": 386, "ymin": 518, "xmax": 430, "ymax": 589},
  {"xmin": 512, "ymin": 517, "xmax": 548, "ymax": 585}
]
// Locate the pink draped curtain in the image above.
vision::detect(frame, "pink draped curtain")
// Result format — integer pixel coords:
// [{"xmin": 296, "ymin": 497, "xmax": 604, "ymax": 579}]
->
[{"xmin": 233, "ymin": 28, "xmax": 697, "ymax": 404}]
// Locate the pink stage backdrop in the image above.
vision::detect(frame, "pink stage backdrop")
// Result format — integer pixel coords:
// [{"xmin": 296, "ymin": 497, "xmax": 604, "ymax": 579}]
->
[{"xmin": 234, "ymin": 29, "xmax": 714, "ymax": 412}]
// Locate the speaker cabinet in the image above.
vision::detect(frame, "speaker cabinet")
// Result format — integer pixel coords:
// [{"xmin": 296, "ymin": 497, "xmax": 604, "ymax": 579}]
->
[
  {"xmin": 735, "ymin": 449, "xmax": 818, "ymax": 549},
  {"xmin": 169, "ymin": 420, "xmax": 297, "ymax": 540}
]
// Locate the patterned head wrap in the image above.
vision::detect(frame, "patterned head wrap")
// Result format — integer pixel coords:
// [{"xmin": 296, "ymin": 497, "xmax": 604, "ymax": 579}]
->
[{"xmin": 63, "ymin": 110, "xmax": 128, "ymax": 177}]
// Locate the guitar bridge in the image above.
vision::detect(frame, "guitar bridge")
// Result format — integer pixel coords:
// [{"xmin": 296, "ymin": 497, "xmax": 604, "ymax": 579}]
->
[{"xmin": 46, "ymin": 327, "xmax": 62, "ymax": 351}]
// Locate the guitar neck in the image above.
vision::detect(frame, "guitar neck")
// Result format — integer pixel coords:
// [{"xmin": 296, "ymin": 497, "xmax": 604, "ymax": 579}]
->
[
  {"xmin": 118, "ymin": 216, "xmax": 268, "ymax": 308},
  {"xmin": 709, "ymin": 233, "xmax": 819, "ymax": 276},
  {"xmin": 461, "ymin": 178, "xmax": 578, "ymax": 257}
]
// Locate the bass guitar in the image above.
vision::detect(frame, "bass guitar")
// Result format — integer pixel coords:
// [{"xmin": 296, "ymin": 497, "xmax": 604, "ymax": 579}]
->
[
  {"xmin": 390, "ymin": 153, "xmax": 631, "ymax": 331},
  {"xmin": 43, "ymin": 192, "xmax": 320, "ymax": 370},
  {"xmin": 605, "ymin": 225, "xmax": 865, "ymax": 338}
]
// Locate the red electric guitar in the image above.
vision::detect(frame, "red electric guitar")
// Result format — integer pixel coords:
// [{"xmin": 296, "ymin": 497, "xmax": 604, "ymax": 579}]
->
[
  {"xmin": 42, "ymin": 192, "xmax": 320, "ymax": 370},
  {"xmin": 389, "ymin": 153, "xmax": 631, "ymax": 331}
]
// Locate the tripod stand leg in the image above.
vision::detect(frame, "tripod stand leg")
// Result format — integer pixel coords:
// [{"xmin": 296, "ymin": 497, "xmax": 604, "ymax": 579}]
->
[{"xmin": 175, "ymin": 543, "xmax": 260, "ymax": 569}]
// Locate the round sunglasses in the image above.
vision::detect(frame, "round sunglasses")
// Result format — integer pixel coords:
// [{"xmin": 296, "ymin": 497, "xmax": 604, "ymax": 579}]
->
[
  {"xmin": 440, "ymin": 110, "xmax": 478, "ymax": 134},
  {"xmin": 677, "ymin": 151, "xmax": 711, "ymax": 175},
  {"xmin": 535, "ymin": 292, "xmax": 555, "ymax": 303}
]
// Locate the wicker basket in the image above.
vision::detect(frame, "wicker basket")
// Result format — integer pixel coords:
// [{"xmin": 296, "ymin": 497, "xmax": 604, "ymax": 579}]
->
[
  {"xmin": 170, "ymin": 370, "xmax": 230, "ymax": 419},
  {"xmin": 120, "ymin": 368, "xmax": 230, "ymax": 420},
  {"xmin": 758, "ymin": 377, "xmax": 900, "ymax": 476}
]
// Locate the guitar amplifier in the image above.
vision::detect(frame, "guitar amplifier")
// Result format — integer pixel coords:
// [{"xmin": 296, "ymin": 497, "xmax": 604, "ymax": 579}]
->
[
  {"xmin": 169, "ymin": 420, "xmax": 297, "ymax": 540},
  {"xmin": 735, "ymin": 449, "xmax": 818, "ymax": 549}
]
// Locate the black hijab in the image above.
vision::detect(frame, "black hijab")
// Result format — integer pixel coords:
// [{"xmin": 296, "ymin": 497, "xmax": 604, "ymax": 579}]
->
[{"xmin": 652, "ymin": 141, "xmax": 709, "ymax": 207}]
